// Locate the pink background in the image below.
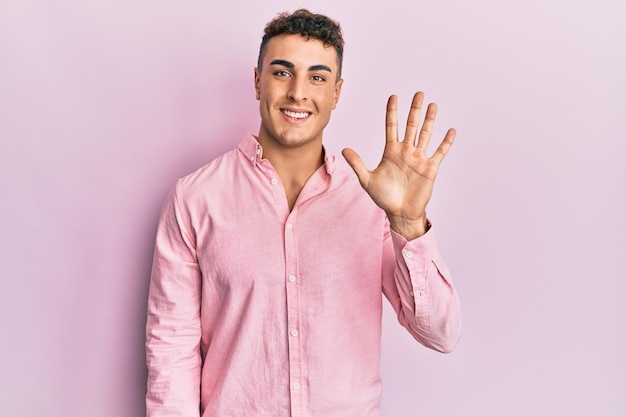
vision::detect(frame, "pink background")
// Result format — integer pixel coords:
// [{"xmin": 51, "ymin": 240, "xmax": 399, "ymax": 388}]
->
[{"xmin": 1, "ymin": 1, "xmax": 624, "ymax": 416}]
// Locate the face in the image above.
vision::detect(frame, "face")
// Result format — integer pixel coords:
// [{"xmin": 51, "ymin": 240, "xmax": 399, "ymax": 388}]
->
[{"xmin": 254, "ymin": 34, "xmax": 343, "ymax": 151}]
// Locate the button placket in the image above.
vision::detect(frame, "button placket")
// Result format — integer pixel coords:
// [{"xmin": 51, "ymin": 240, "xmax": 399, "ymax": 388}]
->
[{"xmin": 283, "ymin": 212, "xmax": 304, "ymax": 414}]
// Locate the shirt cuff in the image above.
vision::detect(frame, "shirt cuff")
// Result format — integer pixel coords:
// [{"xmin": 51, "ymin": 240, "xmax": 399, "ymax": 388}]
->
[{"xmin": 390, "ymin": 221, "xmax": 440, "ymax": 262}]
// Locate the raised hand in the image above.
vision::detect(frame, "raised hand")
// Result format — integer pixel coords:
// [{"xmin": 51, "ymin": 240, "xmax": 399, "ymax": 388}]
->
[{"xmin": 342, "ymin": 92, "xmax": 456, "ymax": 240}]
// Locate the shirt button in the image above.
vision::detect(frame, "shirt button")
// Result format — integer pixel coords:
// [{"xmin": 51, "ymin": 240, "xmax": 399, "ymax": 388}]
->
[
  {"xmin": 293, "ymin": 382, "xmax": 301, "ymax": 390},
  {"xmin": 286, "ymin": 223, "xmax": 293, "ymax": 230},
  {"xmin": 405, "ymin": 251, "xmax": 414, "ymax": 258},
  {"xmin": 288, "ymin": 275, "xmax": 296, "ymax": 282},
  {"xmin": 249, "ymin": 156, "xmax": 255, "ymax": 162},
  {"xmin": 256, "ymin": 148, "xmax": 261, "ymax": 155},
  {"xmin": 290, "ymin": 329, "xmax": 299, "ymax": 337},
  {"xmin": 270, "ymin": 178, "xmax": 278, "ymax": 185}
]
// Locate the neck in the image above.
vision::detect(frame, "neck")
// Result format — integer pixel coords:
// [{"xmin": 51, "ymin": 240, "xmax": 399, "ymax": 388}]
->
[{"xmin": 256, "ymin": 136, "xmax": 325, "ymax": 210}]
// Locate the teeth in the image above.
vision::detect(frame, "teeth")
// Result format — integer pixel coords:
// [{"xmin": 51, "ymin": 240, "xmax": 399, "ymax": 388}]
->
[{"xmin": 283, "ymin": 110, "xmax": 309, "ymax": 119}]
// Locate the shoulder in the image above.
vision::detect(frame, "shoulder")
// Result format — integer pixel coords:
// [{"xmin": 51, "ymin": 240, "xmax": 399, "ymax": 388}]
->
[
  {"xmin": 172, "ymin": 146, "xmax": 242, "ymax": 204},
  {"xmin": 184, "ymin": 147, "xmax": 241, "ymax": 185}
]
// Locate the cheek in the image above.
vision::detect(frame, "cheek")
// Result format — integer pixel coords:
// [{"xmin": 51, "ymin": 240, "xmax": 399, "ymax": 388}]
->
[
  {"xmin": 323, "ymin": 94, "xmax": 338, "ymax": 111},
  {"xmin": 259, "ymin": 85, "xmax": 279, "ymax": 105}
]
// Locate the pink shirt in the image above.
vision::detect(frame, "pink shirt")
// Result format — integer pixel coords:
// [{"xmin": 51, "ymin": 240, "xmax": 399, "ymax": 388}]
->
[{"xmin": 146, "ymin": 134, "xmax": 461, "ymax": 417}]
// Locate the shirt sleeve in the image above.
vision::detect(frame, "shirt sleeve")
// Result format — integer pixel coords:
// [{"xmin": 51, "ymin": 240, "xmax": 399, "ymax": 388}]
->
[
  {"xmin": 381, "ymin": 219, "xmax": 461, "ymax": 353},
  {"xmin": 145, "ymin": 181, "xmax": 202, "ymax": 416}
]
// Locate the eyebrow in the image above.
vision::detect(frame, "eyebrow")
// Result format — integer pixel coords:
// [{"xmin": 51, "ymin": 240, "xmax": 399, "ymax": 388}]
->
[{"xmin": 269, "ymin": 59, "xmax": 332, "ymax": 73}]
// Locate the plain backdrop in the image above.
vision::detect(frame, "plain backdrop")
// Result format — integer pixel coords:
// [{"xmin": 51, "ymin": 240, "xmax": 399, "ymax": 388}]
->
[{"xmin": 1, "ymin": 1, "xmax": 624, "ymax": 416}]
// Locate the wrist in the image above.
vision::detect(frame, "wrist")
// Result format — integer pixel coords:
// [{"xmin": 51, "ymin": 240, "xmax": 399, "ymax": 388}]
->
[{"xmin": 388, "ymin": 214, "xmax": 430, "ymax": 241}]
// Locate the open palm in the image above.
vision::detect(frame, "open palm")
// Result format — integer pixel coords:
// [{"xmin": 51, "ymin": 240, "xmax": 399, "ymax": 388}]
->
[{"xmin": 342, "ymin": 92, "xmax": 456, "ymax": 240}]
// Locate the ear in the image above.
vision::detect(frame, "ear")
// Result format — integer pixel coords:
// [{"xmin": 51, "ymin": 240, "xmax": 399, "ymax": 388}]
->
[
  {"xmin": 331, "ymin": 78, "xmax": 344, "ymax": 110},
  {"xmin": 254, "ymin": 67, "xmax": 261, "ymax": 100}
]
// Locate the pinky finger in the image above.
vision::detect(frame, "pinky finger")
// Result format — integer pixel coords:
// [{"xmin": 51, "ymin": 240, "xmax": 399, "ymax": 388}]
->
[{"xmin": 431, "ymin": 128, "xmax": 457, "ymax": 166}]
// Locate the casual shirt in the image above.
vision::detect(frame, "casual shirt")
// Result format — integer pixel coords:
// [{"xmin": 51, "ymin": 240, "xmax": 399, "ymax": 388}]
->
[{"xmin": 146, "ymin": 134, "xmax": 461, "ymax": 417}]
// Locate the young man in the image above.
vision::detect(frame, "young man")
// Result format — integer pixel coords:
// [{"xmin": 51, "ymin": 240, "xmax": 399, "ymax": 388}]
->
[{"xmin": 146, "ymin": 9, "xmax": 461, "ymax": 417}]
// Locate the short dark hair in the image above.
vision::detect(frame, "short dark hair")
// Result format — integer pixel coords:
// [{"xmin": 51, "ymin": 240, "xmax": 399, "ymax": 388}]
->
[{"xmin": 257, "ymin": 9, "xmax": 344, "ymax": 79}]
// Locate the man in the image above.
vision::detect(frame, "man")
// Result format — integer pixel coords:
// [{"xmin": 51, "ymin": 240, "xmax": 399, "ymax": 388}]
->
[{"xmin": 146, "ymin": 9, "xmax": 461, "ymax": 417}]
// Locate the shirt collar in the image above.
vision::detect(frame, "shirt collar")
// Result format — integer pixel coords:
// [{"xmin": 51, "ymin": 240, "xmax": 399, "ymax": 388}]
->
[
  {"xmin": 238, "ymin": 133, "xmax": 336, "ymax": 175},
  {"xmin": 238, "ymin": 133, "xmax": 264, "ymax": 167}
]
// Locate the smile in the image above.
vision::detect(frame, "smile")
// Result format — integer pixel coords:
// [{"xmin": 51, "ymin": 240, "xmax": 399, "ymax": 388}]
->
[{"xmin": 281, "ymin": 109, "xmax": 311, "ymax": 120}]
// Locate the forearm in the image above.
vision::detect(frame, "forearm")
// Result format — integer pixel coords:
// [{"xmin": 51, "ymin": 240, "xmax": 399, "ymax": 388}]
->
[
  {"xmin": 146, "ymin": 324, "xmax": 202, "ymax": 416},
  {"xmin": 383, "ymin": 224, "xmax": 461, "ymax": 353}
]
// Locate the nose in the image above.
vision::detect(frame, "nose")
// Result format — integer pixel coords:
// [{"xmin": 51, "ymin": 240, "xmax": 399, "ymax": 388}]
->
[{"xmin": 287, "ymin": 75, "xmax": 307, "ymax": 102}]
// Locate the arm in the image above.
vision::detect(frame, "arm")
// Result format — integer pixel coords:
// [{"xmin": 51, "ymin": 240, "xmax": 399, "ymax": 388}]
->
[
  {"xmin": 343, "ymin": 91, "xmax": 461, "ymax": 351},
  {"xmin": 382, "ymin": 221, "xmax": 461, "ymax": 353},
  {"xmin": 146, "ymin": 182, "xmax": 202, "ymax": 416}
]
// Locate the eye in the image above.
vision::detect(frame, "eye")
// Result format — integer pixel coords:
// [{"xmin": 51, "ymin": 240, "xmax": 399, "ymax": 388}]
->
[
  {"xmin": 274, "ymin": 70, "xmax": 291, "ymax": 78},
  {"xmin": 311, "ymin": 74, "xmax": 326, "ymax": 82}
]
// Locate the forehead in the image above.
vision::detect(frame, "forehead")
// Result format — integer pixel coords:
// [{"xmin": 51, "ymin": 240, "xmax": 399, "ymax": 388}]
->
[{"xmin": 262, "ymin": 34, "xmax": 339, "ymax": 70}]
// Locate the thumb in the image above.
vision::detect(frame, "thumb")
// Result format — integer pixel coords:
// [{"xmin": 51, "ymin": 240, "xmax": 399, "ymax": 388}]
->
[{"xmin": 341, "ymin": 148, "xmax": 371, "ymax": 188}]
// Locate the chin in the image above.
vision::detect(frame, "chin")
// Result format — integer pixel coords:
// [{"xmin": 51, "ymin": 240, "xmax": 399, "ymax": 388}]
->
[{"xmin": 275, "ymin": 130, "xmax": 315, "ymax": 147}]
